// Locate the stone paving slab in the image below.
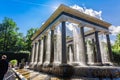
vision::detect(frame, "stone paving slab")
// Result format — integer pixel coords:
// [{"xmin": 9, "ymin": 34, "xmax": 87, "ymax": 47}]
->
[
  {"xmin": 15, "ymin": 69, "xmax": 62, "ymax": 80},
  {"xmin": 15, "ymin": 69, "xmax": 100, "ymax": 80},
  {"xmin": 15, "ymin": 69, "xmax": 120, "ymax": 80},
  {"xmin": 4, "ymin": 68, "xmax": 17, "ymax": 80}
]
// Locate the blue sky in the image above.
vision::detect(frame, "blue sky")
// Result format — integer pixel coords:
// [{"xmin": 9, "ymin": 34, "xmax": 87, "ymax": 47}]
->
[{"xmin": 0, "ymin": 0, "xmax": 120, "ymax": 42}]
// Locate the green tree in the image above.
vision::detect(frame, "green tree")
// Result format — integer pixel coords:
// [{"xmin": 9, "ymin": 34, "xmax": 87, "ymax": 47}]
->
[
  {"xmin": 0, "ymin": 17, "xmax": 38, "ymax": 53},
  {"xmin": 15, "ymin": 33, "xmax": 26, "ymax": 52},
  {"xmin": 112, "ymin": 33, "xmax": 120, "ymax": 52},
  {"xmin": 112, "ymin": 33, "xmax": 120, "ymax": 65},
  {"xmin": 0, "ymin": 17, "xmax": 25, "ymax": 52},
  {"xmin": 25, "ymin": 28, "xmax": 38, "ymax": 52}
]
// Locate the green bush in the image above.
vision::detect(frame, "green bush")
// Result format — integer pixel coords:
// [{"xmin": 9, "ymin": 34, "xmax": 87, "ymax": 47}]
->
[
  {"xmin": 112, "ymin": 50, "xmax": 120, "ymax": 65},
  {"xmin": 0, "ymin": 51, "xmax": 30, "ymax": 63},
  {"xmin": 10, "ymin": 59, "xmax": 18, "ymax": 67}
]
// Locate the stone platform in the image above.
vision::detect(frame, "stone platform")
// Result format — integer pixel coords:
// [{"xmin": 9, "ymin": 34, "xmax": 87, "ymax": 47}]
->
[
  {"xmin": 15, "ymin": 68, "xmax": 120, "ymax": 80},
  {"xmin": 40, "ymin": 65, "xmax": 120, "ymax": 79}
]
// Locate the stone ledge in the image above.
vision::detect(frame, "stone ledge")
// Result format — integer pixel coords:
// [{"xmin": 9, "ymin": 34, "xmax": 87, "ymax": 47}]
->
[
  {"xmin": 38, "ymin": 65, "xmax": 120, "ymax": 78},
  {"xmin": 73, "ymin": 66, "xmax": 120, "ymax": 78},
  {"xmin": 12, "ymin": 68, "xmax": 27, "ymax": 80}
]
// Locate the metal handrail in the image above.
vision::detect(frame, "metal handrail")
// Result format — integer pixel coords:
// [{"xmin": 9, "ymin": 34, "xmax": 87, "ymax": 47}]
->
[
  {"xmin": 4, "ymin": 68, "xmax": 21, "ymax": 80},
  {"xmin": 4, "ymin": 73, "xmax": 15, "ymax": 80}
]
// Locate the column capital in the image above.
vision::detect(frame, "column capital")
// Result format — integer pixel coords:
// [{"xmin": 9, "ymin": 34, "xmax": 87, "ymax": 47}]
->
[
  {"xmin": 104, "ymin": 31, "xmax": 111, "ymax": 35},
  {"xmin": 93, "ymin": 28, "xmax": 100, "ymax": 32},
  {"xmin": 51, "ymin": 25, "xmax": 56, "ymax": 30},
  {"xmin": 78, "ymin": 23, "xmax": 86, "ymax": 27}
]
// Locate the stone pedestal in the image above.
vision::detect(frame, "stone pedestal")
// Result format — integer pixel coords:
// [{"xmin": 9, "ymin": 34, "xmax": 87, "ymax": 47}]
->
[
  {"xmin": 29, "ymin": 62, "xmax": 34, "ymax": 69},
  {"xmin": 51, "ymin": 64, "xmax": 74, "ymax": 77}
]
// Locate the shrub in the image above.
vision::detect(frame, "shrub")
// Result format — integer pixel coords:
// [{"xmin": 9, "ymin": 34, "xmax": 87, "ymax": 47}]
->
[{"xmin": 10, "ymin": 59, "xmax": 18, "ymax": 68}]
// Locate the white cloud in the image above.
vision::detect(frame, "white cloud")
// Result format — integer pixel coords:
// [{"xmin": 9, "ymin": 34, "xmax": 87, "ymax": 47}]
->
[
  {"xmin": 70, "ymin": 4, "xmax": 102, "ymax": 20},
  {"xmin": 68, "ymin": 4, "xmax": 120, "ymax": 45},
  {"xmin": 84, "ymin": 9, "xmax": 102, "ymax": 20},
  {"xmin": 109, "ymin": 25, "xmax": 120, "ymax": 36},
  {"xmin": 66, "ymin": 4, "xmax": 102, "ymax": 31},
  {"xmin": 70, "ymin": 4, "xmax": 84, "ymax": 13}
]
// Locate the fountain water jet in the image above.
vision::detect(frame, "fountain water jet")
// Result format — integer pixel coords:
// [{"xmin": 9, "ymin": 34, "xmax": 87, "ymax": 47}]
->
[
  {"xmin": 87, "ymin": 39, "xmax": 94, "ymax": 65},
  {"xmin": 53, "ymin": 25, "xmax": 62, "ymax": 65},
  {"xmin": 68, "ymin": 45, "xmax": 73, "ymax": 63},
  {"xmin": 44, "ymin": 32, "xmax": 51, "ymax": 66}
]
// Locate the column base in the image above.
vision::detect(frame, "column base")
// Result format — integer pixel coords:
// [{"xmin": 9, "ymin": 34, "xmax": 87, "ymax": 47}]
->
[
  {"xmin": 29, "ymin": 62, "xmax": 37, "ymax": 69},
  {"xmin": 42, "ymin": 61, "xmax": 54, "ymax": 73},
  {"xmin": 29, "ymin": 62, "xmax": 33, "ymax": 69},
  {"xmin": 42, "ymin": 63, "xmax": 54, "ymax": 74},
  {"xmin": 70, "ymin": 62, "xmax": 86, "ymax": 66},
  {"xmin": 53, "ymin": 61, "xmax": 61, "ymax": 66},
  {"xmin": 87, "ymin": 62, "xmax": 95, "ymax": 66},
  {"xmin": 51, "ymin": 64, "xmax": 74, "ymax": 77},
  {"xmin": 92, "ymin": 62, "xmax": 103, "ymax": 66},
  {"xmin": 102, "ymin": 62, "xmax": 113, "ymax": 66},
  {"xmin": 33, "ymin": 62, "xmax": 38, "ymax": 70},
  {"xmin": 43, "ymin": 61, "xmax": 50, "ymax": 67},
  {"xmin": 36, "ymin": 62, "xmax": 42, "ymax": 71}
]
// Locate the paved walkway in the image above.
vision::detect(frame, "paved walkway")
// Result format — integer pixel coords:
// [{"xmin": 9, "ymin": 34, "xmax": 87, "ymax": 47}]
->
[
  {"xmin": 16, "ymin": 69, "xmax": 61, "ymax": 80},
  {"xmin": 4, "ymin": 68, "xmax": 17, "ymax": 80},
  {"xmin": 6, "ymin": 68, "xmax": 120, "ymax": 80}
]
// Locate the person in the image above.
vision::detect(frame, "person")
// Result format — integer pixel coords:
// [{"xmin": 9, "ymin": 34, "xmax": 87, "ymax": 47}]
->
[{"xmin": 0, "ymin": 55, "xmax": 9, "ymax": 80}]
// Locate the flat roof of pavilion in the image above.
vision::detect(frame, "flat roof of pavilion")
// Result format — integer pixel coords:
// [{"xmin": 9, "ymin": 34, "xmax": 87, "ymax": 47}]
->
[{"xmin": 31, "ymin": 4, "xmax": 111, "ymax": 40}]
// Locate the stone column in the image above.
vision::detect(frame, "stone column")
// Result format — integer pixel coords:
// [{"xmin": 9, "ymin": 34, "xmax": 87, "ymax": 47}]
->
[
  {"xmin": 34, "ymin": 41, "xmax": 39, "ymax": 70},
  {"xmin": 79, "ymin": 26, "xmax": 87, "ymax": 65},
  {"xmin": 40, "ymin": 39, "xmax": 44, "ymax": 64},
  {"xmin": 35, "ymin": 41, "xmax": 39, "ymax": 64},
  {"xmin": 94, "ymin": 31, "xmax": 102, "ymax": 65},
  {"xmin": 43, "ymin": 36, "xmax": 47, "ymax": 64},
  {"xmin": 50, "ymin": 30, "xmax": 54, "ymax": 65},
  {"xmin": 53, "ymin": 35, "xmax": 57, "ymax": 65},
  {"xmin": 37, "ymin": 38, "xmax": 44, "ymax": 71},
  {"xmin": 34, "ymin": 42, "xmax": 37, "ymax": 63},
  {"xmin": 44, "ymin": 32, "xmax": 51, "ymax": 66},
  {"xmin": 106, "ymin": 34, "xmax": 113, "ymax": 63},
  {"xmin": 61, "ymin": 21, "xmax": 67, "ymax": 64},
  {"xmin": 30, "ymin": 43, "xmax": 35, "ymax": 68},
  {"xmin": 92, "ymin": 39, "xmax": 97, "ymax": 63},
  {"xmin": 37, "ymin": 40, "xmax": 41, "ymax": 65},
  {"xmin": 31, "ymin": 44, "xmax": 35, "ymax": 63}
]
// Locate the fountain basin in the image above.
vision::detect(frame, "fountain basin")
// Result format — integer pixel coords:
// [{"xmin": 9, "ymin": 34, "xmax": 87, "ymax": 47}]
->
[{"xmin": 41, "ymin": 65, "xmax": 120, "ymax": 78}]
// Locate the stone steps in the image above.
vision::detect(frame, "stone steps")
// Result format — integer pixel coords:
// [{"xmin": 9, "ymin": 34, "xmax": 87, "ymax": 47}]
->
[
  {"xmin": 15, "ymin": 69, "xmax": 61, "ymax": 80},
  {"xmin": 16, "ymin": 69, "xmax": 30, "ymax": 79}
]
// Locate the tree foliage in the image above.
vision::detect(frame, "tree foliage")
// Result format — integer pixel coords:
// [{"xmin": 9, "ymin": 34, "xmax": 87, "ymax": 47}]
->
[
  {"xmin": 0, "ymin": 17, "xmax": 38, "ymax": 53},
  {"xmin": 112, "ymin": 33, "xmax": 120, "ymax": 65},
  {"xmin": 112, "ymin": 33, "xmax": 120, "ymax": 53},
  {"xmin": 0, "ymin": 17, "xmax": 20, "ymax": 51},
  {"xmin": 25, "ymin": 28, "xmax": 38, "ymax": 51}
]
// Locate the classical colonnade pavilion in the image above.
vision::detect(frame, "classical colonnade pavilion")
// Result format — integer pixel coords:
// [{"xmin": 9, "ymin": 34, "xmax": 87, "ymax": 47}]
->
[{"xmin": 29, "ymin": 4, "xmax": 113, "ymax": 77}]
